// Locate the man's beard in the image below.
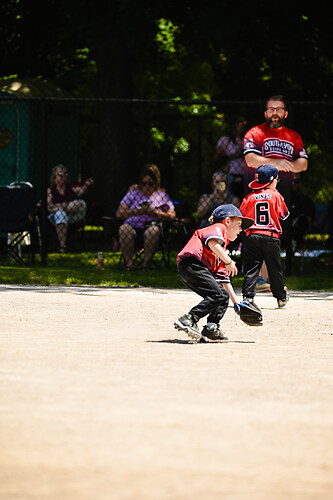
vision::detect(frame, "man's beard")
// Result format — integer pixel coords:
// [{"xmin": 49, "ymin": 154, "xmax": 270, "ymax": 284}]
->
[{"xmin": 266, "ymin": 116, "xmax": 285, "ymax": 128}]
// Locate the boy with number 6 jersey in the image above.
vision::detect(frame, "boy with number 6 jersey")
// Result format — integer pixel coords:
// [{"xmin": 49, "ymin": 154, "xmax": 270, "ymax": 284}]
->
[{"xmin": 240, "ymin": 164, "xmax": 290, "ymax": 308}]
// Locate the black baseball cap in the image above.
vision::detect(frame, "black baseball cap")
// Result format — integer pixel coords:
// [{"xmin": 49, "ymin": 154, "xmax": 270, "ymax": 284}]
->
[
  {"xmin": 212, "ymin": 204, "xmax": 254, "ymax": 229},
  {"xmin": 248, "ymin": 164, "xmax": 279, "ymax": 190}
]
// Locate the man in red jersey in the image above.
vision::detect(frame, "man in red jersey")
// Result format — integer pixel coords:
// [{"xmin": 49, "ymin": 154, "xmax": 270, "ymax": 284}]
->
[
  {"xmin": 243, "ymin": 95, "xmax": 308, "ymax": 207},
  {"xmin": 243, "ymin": 95, "xmax": 308, "ymax": 279}
]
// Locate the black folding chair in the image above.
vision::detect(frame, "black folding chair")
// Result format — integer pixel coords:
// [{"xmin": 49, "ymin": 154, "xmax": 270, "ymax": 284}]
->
[
  {"xmin": 113, "ymin": 218, "xmax": 188, "ymax": 270},
  {"xmin": 0, "ymin": 182, "xmax": 41, "ymax": 265}
]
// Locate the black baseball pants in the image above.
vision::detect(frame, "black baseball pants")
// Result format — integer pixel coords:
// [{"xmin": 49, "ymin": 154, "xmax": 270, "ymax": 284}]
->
[
  {"xmin": 178, "ymin": 257, "xmax": 229, "ymax": 324},
  {"xmin": 242, "ymin": 234, "xmax": 286, "ymax": 300}
]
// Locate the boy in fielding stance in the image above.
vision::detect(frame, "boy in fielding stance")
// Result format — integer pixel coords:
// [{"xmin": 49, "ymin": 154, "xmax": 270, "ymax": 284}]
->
[
  {"xmin": 240, "ymin": 164, "xmax": 289, "ymax": 308},
  {"xmin": 174, "ymin": 204, "xmax": 254, "ymax": 341}
]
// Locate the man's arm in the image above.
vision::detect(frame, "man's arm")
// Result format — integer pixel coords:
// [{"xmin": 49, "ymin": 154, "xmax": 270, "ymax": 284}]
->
[
  {"xmin": 290, "ymin": 157, "xmax": 308, "ymax": 173},
  {"xmin": 245, "ymin": 152, "xmax": 308, "ymax": 173}
]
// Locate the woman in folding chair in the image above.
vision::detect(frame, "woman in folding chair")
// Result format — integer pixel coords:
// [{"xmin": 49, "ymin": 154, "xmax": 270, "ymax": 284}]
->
[
  {"xmin": 47, "ymin": 165, "xmax": 94, "ymax": 253},
  {"xmin": 116, "ymin": 163, "xmax": 176, "ymax": 270}
]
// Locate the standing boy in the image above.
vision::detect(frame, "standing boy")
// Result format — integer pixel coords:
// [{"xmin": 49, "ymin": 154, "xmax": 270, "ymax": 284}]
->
[
  {"xmin": 174, "ymin": 204, "xmax": 254, "ymax": 341},
  {"xmin": 240, "ymin": 165, "xmax": 289, "ymax": 308}
]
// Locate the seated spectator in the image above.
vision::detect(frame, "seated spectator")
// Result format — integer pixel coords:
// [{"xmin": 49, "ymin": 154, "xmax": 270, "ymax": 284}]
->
[
  {"xmin": 116, "ymin": 163, "xmax": 176, "ymax": 270},
  {"xmin": 291, "ymin": 173, "xmax": 316, "ymax": 249},
  {"xmin": 47, "ymin": 164, "xmax": 94, "ymax": 253},
  {"xmin": 197, "ymin": 171, "xmax": 239, "ymax": 228},
  {"xmin": 214, "ymin": 116, "xmax": 247, "ymax": 199}
]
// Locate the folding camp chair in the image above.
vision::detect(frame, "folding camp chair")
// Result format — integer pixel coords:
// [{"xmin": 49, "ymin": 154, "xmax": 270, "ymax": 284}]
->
[
  {"xmin": 115, "ymin": 218, "xmax": 188, "ymax": 270},
  {"xmin": 0, "ymin": 182, "xmax": 41, "ymax": 265}
]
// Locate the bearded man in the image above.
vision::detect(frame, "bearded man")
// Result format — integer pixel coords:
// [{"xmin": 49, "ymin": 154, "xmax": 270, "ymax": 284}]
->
[
  {"xmin": 243, "ymin": 95, "xmax": 308, "ymax": 207},
  {"xmin": 242, "ymin": 94, "xmax": 309, "ymax": 280}
]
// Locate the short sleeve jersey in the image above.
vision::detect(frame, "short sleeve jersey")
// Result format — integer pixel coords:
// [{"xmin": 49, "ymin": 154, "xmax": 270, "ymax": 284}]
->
[
  {"xmin": 240, "ymin": 188, "xmax": 289, "ymax": 236},
  {"xmin": 243, "ymin": 122, "xmax": 308, "ymax": 163},
  {"xmin": 242, "ymin": 122, "xmax": 308, "ymax": 206},
  {"xmin": 177, "ymin": 222, "xmax": 229, "ymax": 274}
]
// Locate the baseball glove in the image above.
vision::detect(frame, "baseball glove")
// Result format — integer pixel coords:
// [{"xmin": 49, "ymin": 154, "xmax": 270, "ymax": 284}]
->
[{"xmin": 234, "ymin": 300, "xmax": 263, "ymax": 326}]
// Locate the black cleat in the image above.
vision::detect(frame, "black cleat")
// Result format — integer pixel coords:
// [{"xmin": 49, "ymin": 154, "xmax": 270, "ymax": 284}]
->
[
  {"xmin": 201, "ymin": 324, "xmax": 228, "ymax": 342},
  {"xmin": 174, "ymin": 314, "xmax": 201, "ymax": 340}
]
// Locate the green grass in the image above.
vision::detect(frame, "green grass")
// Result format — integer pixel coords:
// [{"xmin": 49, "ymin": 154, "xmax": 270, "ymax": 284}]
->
[
  {"xmin": 0, "ymin": 251, "xmax": 183, "ymax": 288},
  {"xmin": 1, "ymin": 250, "xmax": 332, "ymax": 291},
  {"xmin": 0, "ymin": 265, "xmax": 183, "ymax": 288}
]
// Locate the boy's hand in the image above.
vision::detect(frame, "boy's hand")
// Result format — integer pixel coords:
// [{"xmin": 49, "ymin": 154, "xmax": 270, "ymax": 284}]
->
[{"xmin": 225, "ymin": 260, "xmax": 238, "ymax": 276}]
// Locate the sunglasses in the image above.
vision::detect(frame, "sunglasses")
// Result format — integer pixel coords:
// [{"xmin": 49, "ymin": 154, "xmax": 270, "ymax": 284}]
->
[{"xmin": 141, "ymin": 180, "xmax": 154, "ymax": 186}]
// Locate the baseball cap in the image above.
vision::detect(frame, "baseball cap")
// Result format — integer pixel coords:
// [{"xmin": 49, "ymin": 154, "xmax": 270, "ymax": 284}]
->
[
  {"xmin": 212, "ymin": 204, "xmax": 254, "ymax": 229},
  {"xmin": 248, "ymin": 164, "xmax": 278, "ymax": 190}
]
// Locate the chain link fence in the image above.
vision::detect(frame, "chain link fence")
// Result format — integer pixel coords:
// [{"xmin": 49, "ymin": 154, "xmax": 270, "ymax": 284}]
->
[{"xmin": 0, "ymin": 95, "xmax": 332, "ymax": 271}]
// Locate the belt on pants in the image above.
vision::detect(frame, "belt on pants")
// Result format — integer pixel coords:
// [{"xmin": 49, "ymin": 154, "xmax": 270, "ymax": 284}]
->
[{"xmin": 247, "ymin": 229, "xmax": 280, "ymax": 239}]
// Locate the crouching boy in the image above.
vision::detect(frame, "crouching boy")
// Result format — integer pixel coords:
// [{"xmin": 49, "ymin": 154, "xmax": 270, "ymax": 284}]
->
[{"xmin": 174, "ymin": 204, "xmax": 253, "ymax": 341}]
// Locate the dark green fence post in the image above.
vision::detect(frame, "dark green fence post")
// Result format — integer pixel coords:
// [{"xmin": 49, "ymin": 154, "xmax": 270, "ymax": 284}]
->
[{"xmin": 40, "ymin": 99, "xmax": 48, "ymax": 267}]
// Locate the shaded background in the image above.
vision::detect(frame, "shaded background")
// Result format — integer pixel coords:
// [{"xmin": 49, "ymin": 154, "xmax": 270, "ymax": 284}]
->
[{"xmin": 0, "ymin": 1, "xmax": 332, "ymax": 266}]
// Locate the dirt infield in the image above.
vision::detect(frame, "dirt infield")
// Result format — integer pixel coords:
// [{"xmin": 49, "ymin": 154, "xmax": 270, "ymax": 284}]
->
[{"xmin": 0, "ymin": 285, "xmax": 333, "ymax": 500}]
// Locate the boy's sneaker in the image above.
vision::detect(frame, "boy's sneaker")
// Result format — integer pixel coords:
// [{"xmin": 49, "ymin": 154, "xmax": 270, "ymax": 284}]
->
[
  {"xmin": 277, "ymin": 289, "xmax": 289, "ymax": 308},
  {"xmin": 255, "ymin": 277, "xmax": 271, "ymax": 292},
  {"xmin": 174, "ymin": 314, "xmax": 201, "ymax": 340},
  {"xmin": 243, "ymin": 297, "xmax": 260, "ymax": 310},
  {"xmin": 201, "ymin": 324, "xmax": 228, "ymax": 342}
]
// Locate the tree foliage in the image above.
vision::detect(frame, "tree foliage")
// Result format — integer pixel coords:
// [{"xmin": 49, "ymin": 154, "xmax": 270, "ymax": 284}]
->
[
  {"xmin": 1, "ymin": 1, "xmax": 331, "ymax": 99},
  {"xmin": 0, "ymin": 1, "xmax": 332, "ymax": 205}
]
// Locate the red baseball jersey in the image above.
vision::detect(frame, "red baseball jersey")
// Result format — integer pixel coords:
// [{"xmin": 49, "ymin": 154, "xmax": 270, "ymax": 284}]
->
[
  {"xmin": 240, "ymin": 188, "xmax": 289, "ymax": 237},
  {"xmin": 243, "ymin": 122, "xmax": 308, "ymax": 162},
  {"xmin": 243, "ymin": 122, "xmax": 308, "ymax": 200},
  {"xmin": 177, "ymin": 222, "xmax": 230, "ymax": 275}
]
